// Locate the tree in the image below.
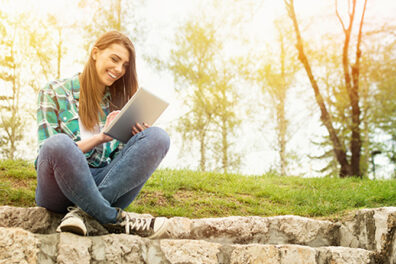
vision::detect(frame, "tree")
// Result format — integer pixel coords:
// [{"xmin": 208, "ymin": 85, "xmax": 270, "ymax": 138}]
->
[
  {"xmin": 166, "ymin": 14, "xmax": 244, "ymax": 172},
  {"xmin": 0, "ymin": 7, "xmax": 57, "ymax": 159},
  {"xmin": 78, "ymin": 0, "xmax": 146, "ymax": 56},
  {"xmin": 249, "ymin": 19, "xmax": 300, "ymax": 176},
  {"xmin": 362, "ymin": 25, "xmax": 396, "ymax": 177},
  {"xmin": 211, "ymin": 62, "xmax": 242, "ymax": 173},
  {"xmin": 0, "ymin": 10, "xmax": 26, "ymax": 159},
  {"xmin": 284, "ymin": 0, "xmax": 368, "ymax": 177},
  {"xmin": 309, "ymin": 23, "xmax": 396, "ymax": 178},
  {"xmin": 169, "ymin": 20, "xmax": 219, "ymax": 171}
]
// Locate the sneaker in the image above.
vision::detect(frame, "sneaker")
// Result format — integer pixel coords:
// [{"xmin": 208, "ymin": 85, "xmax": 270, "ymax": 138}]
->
[
  {"xmin": 104, "ymin": 210, "xmax": 168, "ymax": 239},
  {"xmin": 56, "ymin": 206, "xmax": 88, "ymax": 236}
]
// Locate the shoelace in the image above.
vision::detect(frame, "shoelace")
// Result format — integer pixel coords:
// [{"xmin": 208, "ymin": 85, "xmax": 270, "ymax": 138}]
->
[
  {"xmin": 67, "ymin": 206, "xmax": 79, "ymax": 213},
  {"xmin": 122, "ymin": 213, "xmax": 152, "ymax": 235},
  {"xmin": 62, "ymin": 206, "xmax": 81, "ymax": 220}
]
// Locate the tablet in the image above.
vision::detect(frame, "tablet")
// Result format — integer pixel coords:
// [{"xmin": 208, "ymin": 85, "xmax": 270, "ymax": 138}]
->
[{"xmin": 103, "ymin": 87, "xmax": 169, "ymax": 143}]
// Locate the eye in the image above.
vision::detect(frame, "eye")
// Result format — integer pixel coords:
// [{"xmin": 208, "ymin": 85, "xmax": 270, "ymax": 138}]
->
[{"xmin": 111, "ymin": 57, "xmax": 118, "ymax": 62}]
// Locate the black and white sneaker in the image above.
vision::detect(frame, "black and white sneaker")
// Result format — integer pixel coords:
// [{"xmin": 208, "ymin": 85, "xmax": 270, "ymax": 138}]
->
[{"xmin": 104, "ymin": 210, "xmax": 168, "ymax": 239}]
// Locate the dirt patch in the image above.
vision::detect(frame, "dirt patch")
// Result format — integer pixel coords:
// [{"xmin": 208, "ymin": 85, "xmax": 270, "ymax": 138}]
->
[
  {"xmin": 135, "ymin": 191, "xmax": 168, "ymax": 206},
  {"xmin": 173, "ymin": 190, "xmax": 197, "ymax": 200}
]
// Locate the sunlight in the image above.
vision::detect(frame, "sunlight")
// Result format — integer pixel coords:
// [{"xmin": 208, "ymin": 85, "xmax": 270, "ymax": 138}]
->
[{"xmin": 1, "ymin": 0, "xmax": 395, "ymax": 177}]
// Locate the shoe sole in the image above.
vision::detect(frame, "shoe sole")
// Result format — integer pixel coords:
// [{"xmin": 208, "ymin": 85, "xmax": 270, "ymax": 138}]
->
[
  {"xmin": 59, "ymin": 224, "xmax": 87, "ymax": 236},
  {"xmin": 148, "ymin": 220, "xmax": 169, "ymax": 239}
]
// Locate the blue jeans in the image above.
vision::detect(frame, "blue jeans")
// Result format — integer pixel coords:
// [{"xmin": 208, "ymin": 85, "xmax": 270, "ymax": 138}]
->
[{"xmin": 35, "ymin": 127, "xmax": 170, "ymax": 224}]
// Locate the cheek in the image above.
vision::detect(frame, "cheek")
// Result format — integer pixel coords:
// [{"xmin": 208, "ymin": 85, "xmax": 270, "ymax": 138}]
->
[
  {"xmin": 95, "ymin": 60, "xmax": 104, "ymax": 75},
  {"xmin": 121, "ymin": 67, "xmax": 127, "ymax": 77},
  {"xmin": 96, "ymin": 58, "xmax": 111, "ymax": 73}
]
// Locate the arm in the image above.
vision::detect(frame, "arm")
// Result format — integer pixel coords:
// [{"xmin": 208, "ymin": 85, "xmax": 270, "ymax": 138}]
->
[
  {"xmin": 76, "ymin": 111, "xmax": 120, "ymax": 153},
  {"xmin": 76, "ymin": 134, "xmax": 107, "ymax": 153},
  {"xmin": 37, "ymin": 86, "xmax": 60, "ymax": 149}
]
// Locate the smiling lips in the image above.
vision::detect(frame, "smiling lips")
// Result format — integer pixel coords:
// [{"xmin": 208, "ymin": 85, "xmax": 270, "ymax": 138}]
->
[{"xmin": 107, "ymin": 70, "xmax": 118, "ymax": 80}]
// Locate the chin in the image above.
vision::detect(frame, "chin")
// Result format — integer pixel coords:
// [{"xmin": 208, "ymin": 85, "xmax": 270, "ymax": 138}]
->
[{"xmin": 101, "ymin": 78, "xmax": 116, "ymax": 87}]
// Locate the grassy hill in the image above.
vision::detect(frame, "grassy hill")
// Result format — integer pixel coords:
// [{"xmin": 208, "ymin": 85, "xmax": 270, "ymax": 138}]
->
[{"xmin": 1, "ymin": 159, "xmax": 396, "ymax": 220}]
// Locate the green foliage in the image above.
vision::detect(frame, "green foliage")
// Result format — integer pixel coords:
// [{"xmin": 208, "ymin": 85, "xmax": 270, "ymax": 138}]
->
[
  {"xmin": 245, "ymin": 17, "xmax": 300, "ymax": 176},
  {"xmin": 0, "ymin": 9, "xmax": 55, "ymax": 159},
  {"xmin": 164, "ymin": 7, "xmax": 244, "ymax": 172},
  {"xmin": 363, "ymin": 29, "xmax": 396, "ymax": 178},
  {"xmin": 308, "ymin": 26, "xmax": 396, "ymax": 178},
  {"xmin": 0, "ymin": 10, "xmax": 26, "ymax": 160},
  {"xmin": 78, "ymin": 0, "xmax": 146, "ymax": 56}
]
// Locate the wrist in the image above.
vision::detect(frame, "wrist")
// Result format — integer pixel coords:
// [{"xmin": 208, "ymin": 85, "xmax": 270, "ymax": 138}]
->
[{"xmin": 96, "ymin": 133, "xmax": 106, "ymax": 144}]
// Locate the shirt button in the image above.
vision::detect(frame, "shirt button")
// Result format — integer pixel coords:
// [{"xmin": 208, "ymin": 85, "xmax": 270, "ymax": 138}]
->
[{"xmin": 63, "ymin": 117, "xmax": 67, "ymax": 121}]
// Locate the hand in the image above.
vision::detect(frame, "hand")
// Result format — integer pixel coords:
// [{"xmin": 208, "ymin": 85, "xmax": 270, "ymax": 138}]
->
[
  {"xmin": 99, "ymin": 110, "xmax": 120, "ymax": 143},
  {"xmin": 131, "ymin": 122, "xmax": 150, "ymax": 136}
]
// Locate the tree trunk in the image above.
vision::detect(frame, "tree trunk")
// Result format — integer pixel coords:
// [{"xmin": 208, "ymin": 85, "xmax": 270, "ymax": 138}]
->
[
  {"xmin": 285, "ymin": 0, "xmax": 352, "ymax": 177},
  {"xmin": 361, "ymin": 80, "xmax": 370, "ymax": 176},
  {"xmin": 222, "ymin": 116, "xmax": 228, "ymax": 173},
  {"xmin": 278, "ymin": 32, "xmax": 287, "ymax": 176},
  {"xmin": 116, "ymin": 0, "xmax": 122, "ymax": 31},
  {"xmin": 199, "ymin": 128, "xmax": 206, "ymax": 171},
  {"xmin": 9, "ymin": 29, "xmax": 17, "ymax": 160},
  {"xmin": 337, "ymin": 0, "xmax": 367, "ymax": 178},
  {"xmin": 57, "ymin": 28, "xmax": 62, "ymax": 79}
]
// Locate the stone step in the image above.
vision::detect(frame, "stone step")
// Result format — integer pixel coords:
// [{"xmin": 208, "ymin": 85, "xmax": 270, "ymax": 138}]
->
[
  {"xmin": 1, "ymin": 206, "xmax": 396, "ymax": 263},
  {"xmin": 0, "ymin": 206, "xmax": 340, "ymax": 246},
  {"xmin": 165, "ymin": 215, "xmax": 339, "ymax": 247},
  {"xmin": 0, "ymin": 227, "xmax": 381, "ymax": 264},
  {"xmin": 2, "ymin": 206, "xmax": 396, "ymax": 249}
]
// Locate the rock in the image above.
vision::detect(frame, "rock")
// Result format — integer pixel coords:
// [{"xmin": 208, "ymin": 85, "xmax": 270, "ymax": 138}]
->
[
  {"xmin": 0, "ymin": 227, "xmax": 39, "ymax": 264},
  {"xmin": 1, "ymin": 206, "xmax": 396, "ymax": 263},
  {"xmin": 160, "ymin": 239, "xmax": 221, "ymax": 264},
  {"xmin": 228, "ymin": 244, "xmax": 281, "ymax": 264},
  {"xmin": 339, "ymin": 207, "xmax": 396, "ymax": 251},
  {"xmin": 0, "ymin": 206, "xmax": 61, "ymax": 234},
  {"xmin": 166, "ymin": 215, "xmax": 339, "ymax": 246},
  {"xmin": 90, "ymin": 234, "xmax": 147, "ymax": 263},
  {"xmin": 0, "ymin": 206, "xmax": 109, "ymax": 236},
  {"xmin": 57, "ymin": 233, "xmax": 92, "ymax": 264},
  {"xmin": 35, "ymin": 233, "xmax": 58, "ymax": 264}
]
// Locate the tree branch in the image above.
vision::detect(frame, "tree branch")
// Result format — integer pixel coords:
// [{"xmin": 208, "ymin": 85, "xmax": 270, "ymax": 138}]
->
[
  {"xmin": 353, "ymin": 0, "xmax": 368, "ymax": 72},
  {"xmin": 284, "ymin": 0, "xmax": 351, "ymax": 176},
  {"xmin": 335, "ymin": 0, "xmax": 347, "ymax": 33}
]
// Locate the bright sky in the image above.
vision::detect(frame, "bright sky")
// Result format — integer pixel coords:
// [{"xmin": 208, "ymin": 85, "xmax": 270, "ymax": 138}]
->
[{"xmin": 2, "ymin": 0, "xmax": 396, "ymax": 177}]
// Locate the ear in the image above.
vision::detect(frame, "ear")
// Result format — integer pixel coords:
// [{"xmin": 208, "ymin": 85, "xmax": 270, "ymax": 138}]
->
[{"xmin": 91, "ymin": 47, "xmax": 99, "ymax": 61}]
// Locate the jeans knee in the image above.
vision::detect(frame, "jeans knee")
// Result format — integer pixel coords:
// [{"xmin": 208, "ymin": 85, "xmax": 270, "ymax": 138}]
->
[
  {"xmin": 39, "ymin": 134, "xmax": 75, "ymax": 158},
  {"xmin": 145, "ymin": 127, "xmax": 170, "ymax": 154}
]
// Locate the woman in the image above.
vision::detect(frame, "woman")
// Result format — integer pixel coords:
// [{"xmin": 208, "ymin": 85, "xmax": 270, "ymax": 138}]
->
[{"xmin": 35, "ymin": 31, "xmax": 170, "ymax": 238}]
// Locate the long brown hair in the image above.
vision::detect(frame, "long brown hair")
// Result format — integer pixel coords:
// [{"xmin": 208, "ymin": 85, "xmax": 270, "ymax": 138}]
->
[{"xmin": 79, "ymin": 31, "xmax": 138, "ymax": 130}]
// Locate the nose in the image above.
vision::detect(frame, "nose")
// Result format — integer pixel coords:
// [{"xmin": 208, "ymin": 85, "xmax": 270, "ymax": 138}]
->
[{"xmin": 115, "ymin": 63, "xmax": 123, "ymax": 74}]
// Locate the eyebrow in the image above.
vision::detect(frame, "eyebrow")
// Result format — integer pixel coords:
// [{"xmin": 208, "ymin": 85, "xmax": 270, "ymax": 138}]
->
[{"xmin": 112, "ymin": 54, "xmax": 129, "ymax": 64}]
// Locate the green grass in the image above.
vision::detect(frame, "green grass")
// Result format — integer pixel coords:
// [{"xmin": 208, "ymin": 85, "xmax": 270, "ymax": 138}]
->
[
  {"xmin": 1, "ymin": 159, "xmax": 396, "ymax": 220},
  {"xmin": 0, "ymin": 159, "xmax": 37, "ymax": 207}
]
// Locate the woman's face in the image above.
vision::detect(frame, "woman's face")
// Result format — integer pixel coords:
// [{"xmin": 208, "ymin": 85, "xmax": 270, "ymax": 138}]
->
[{"xmin": 92, "ymin": 43, "xmax": 130, "ymax": 87}]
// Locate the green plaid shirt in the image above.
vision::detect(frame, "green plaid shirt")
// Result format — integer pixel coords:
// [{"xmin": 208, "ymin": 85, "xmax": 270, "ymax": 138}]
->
[{"xmin": 36, "ymin": 73, "xmax": 123, "ymax": 168}]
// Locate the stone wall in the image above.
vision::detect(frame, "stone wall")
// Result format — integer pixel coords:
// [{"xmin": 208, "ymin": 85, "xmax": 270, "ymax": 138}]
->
[{"xmin": 1, "ymin": 206, "xmax": 396, "ymax": 263}]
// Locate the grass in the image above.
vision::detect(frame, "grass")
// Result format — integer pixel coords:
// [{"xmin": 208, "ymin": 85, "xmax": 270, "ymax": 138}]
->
[
  {"xmin": 0, "ymin": 159, "xmax": 37, "ymax": 207},
  {"xmin": 1, "ymin": 159, "xmax": 396, "ymax": 220}
]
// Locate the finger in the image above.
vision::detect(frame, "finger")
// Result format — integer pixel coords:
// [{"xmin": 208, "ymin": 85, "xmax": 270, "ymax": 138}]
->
[
  {"xmin": 143, "ymin": 122, "xmax": 150, "ymax": 128},
  {"xmin": 109, "ymin": 110, "xmax": 120, "ymax": 118},
  {"xmin": 106, "ymin": 111, "xmax": 120, "ymax": 124},
  {"xmin": 131, "ymin": 126, "xmax": 139, "ymax": 135},
  {"xmin": 135, "ymin": 123, "xmax": 144, "ymax": 132}
]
